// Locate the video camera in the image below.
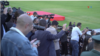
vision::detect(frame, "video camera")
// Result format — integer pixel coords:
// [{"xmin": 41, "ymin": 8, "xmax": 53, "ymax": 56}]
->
[
  {"xmin": 57, "ymin": 25, "xmax": 63, "ymax": 30},
  {"xmin": 37, "ymin": 14, "xmax": 55, "ymax": 27},
  {"xmin": 37, "ymin": 14, "xmax": 55, "ymax": 19},
  {"xmin": 1, "ymin": 1, "xmax": 9, "ymax": 14},
  {"xmin": 86, "ymin": 27, "xmax": 100, "ymax": 35},
  {"xmin": 86, "ymin": 27, "xmax": 92, "ymax": 31},
  {"xmin": 33, "ymin": 24, "xmax": 45, "ymax": 30},
  {"xmin": 1, "ymin": 1, "xmax": 9, "ymax": 6}
]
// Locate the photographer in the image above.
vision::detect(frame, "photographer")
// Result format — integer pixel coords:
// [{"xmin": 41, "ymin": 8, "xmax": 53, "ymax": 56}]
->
[
  {"xmin": 70, "ymin": 22, "xmax": 88, "ymax": 56},
  {"xmin": 26, "ymin": 18, "xmax": 39, "ymax": 41},
  {"xmin": 31, "ymin": 19, "xmax": 67, "ymax": 56},
  {"xmin": 41, "ymin": 15, "xmax": 50, "ymax": 27},
  {"xmin": 46, "ymin": 20, "xmax": 61, "ymax": 56},
  {"xmin": 0, "ymin": 7, "xmax": 12, "ymax": 42},
  {"xmin": 91, "ymin": 30, "xmax": 96, "ymax": 36},
  {"xmin": 1, "ymin": 7, "xmax": 13, "ymax": 39},
  {"xmin": 12, "ymin": 9, "xmax": 25, "ymax": 27},
  {"xmin": 42, "ymin": 15, "xmax": 47, "ymax": 20}
]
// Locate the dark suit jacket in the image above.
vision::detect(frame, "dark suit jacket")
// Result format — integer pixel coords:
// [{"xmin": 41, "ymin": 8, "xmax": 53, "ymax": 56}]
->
[
  {"xmin": 31, "ymin": 30, "xmax": 65, "ymax": 56},
  {"xmin": 87, "ymin": 42, "xmax": 93, "ymax": 51},
  {"xmin": 81, "ymin": 49, "xmax": 100, "ymax": 56},
  {"xmin": 1, "ymin": 13, "xmax": 12, "ymax": 39},
  {"xmin": 60, "ymin": 31, "xmax": 69, "ymax": 42}
]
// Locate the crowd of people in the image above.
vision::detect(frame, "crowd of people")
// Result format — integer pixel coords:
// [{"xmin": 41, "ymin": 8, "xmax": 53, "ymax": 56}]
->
[{"xmin": 1, "ymin": 3, "xmax": 100, "ymax": 56}]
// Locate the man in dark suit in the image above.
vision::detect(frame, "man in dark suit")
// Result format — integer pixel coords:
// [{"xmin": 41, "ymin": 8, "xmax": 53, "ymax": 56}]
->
[
  {"xmin": 31, "ymin": 19, "xmax": 67, "ymax": 56},
  {"xmin": 1, "ymin": 7, "xmax": 12, "ymax": 39},
  {"xmin": 81, "ymin": 35, "xmax": 100, "ymax": 56}
]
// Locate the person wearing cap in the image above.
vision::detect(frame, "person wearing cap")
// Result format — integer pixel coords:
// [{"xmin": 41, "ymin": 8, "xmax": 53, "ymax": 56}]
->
[
  {"xmin": 46, "ymin": 20, "xmax": 60, "ymax": 56},
  {"xmin": 30, "ymin": 12, "xmax": 38, "ymax": 21},
  {"xmin": 81, "ymin": 35, "xmax": 100, "ymax": 56}
]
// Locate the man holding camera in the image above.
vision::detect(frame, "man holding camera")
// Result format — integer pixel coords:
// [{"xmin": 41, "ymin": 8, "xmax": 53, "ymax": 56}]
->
[
  {"xmin": 46, "ymin": 20, "xmax": 61, "ymax": 56},
  {"xmin": 31, "ymin": 19, "xmax": 67, "ymax": 56},
  {"xmin": 71, "ymin": 22, "xmax": 88, "ymax": 56},
  {"xmin": 1, "ymin": 14, "xmax": 39, "ymax": 56}
]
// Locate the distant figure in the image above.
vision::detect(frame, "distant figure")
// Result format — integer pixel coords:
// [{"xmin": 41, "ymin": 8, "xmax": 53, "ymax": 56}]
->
[
  {"xmin": 69, "ymin": 22, "xmax": 72, "ymax": 26},
  {"xmin": 73, "ymin": 22, "xmax": 75, "ymax": 27},
  {"xmin": 81, "ymin": 35, "xmax": 100, "ymax": 56},
  {"xmin": 30, "ymin": 12, "xmax": 38, "ymax": 21}
]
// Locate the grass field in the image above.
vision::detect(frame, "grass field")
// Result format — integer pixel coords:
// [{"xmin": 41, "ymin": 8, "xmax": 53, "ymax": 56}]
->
[{"xmin": 8, "ymin": 1, "xmax": 100, "ymax": 30}]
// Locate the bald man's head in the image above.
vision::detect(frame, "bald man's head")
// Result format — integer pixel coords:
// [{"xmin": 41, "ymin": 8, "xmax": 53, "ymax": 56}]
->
[
  {"xmin": 16, "ymin": 14, "xmax": 33, "ymax": 35},
  {"xmin": 16, "ymin": 14, "xmax": 33, "ymax": 27}
]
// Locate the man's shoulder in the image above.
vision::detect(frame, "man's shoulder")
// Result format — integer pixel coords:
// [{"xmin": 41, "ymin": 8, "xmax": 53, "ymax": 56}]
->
[
  {"xmin": 2, "ymin": 30, "xmax": 27, "ymax": 43},
  {"xmin": 44, "ymin": 30, "xmax": 51, "ymax": 33},
  {"xmin": 3, "ymin": 30, "xmax": 20, "ymax": 38},
  {"xmin": 46, "ymin": 28, "xmax": 56, "ymax": 31},
  {"xmin": 36, "ymin": 30, "xmax": 50, "ymax": 34},
  {"xmin": 73, "ymin": 27, "xmax": 79, "ymax": 29},
  {"xmin": 81, "ymin": 51, "xmax": 92, "ymax": 56},
  {"xmin": 81, "ymin": 50, "xmax": 100, "ymax": 56}
]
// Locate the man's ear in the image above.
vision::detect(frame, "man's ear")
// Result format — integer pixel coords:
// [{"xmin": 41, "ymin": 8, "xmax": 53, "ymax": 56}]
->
[
  {"xmin": 25, "ymin": 24, "xmax": 28, "ymax": 29},
  {"xmin": 54, "ymin": 25, "xmax": 57, "ymax": 27}
]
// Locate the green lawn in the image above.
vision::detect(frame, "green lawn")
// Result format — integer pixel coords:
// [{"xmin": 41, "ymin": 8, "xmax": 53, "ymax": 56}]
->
[{"xmin": 8, "ymin": 1, "xmax": 100, "ymax": 30}]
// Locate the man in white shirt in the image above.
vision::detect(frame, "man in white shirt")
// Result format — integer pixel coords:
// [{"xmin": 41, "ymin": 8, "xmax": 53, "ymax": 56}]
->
[
  {"xmin": 71, "ymin": 22, "xmax": 88, "ymax": 56},
  {"xmin": 30, "ymin": 12, "xmax": 38, "ymax": 21}
]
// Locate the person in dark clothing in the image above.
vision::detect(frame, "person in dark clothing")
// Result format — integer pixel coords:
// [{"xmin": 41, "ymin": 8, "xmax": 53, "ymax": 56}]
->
[
  {"xmin": 1, "ymin": 7, "xmax": 13, "ymax": 56},
  {"xmin": 69, "ymin": 22, "xmax": 72, "ymax": 26},
  {"xmin": 60, "ymin": 31, "xmax": 69, "ymax": 56},
  {"xmin": 81, "ymin": 35, "xmax": 100, "ymax": 56},
  {"xmin": 87, "ymin": 41, "xmax": 93, "ymax": 51},
  {"xmin": 82, "ymin": 36, "xmax": 92, "ymax": 51},
  {"xmin": 1, "ymin": 7, "xmax": 12, "ymax": 39},
  {"xmin": 31, "ymin": 20, "xmax": 67, "ymax": 56},
  {"xmin": 26, "ymin": 18, "xmax": 39, "ymax": 41},
  {"xmin": 73, "ymin": 22, "xmax": 75, "ymax": 27}
]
